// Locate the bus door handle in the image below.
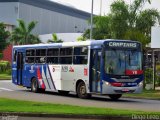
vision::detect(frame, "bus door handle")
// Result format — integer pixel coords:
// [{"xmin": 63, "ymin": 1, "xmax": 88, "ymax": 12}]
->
[
  {"xmin": 97, "ymin": 71, "xmax": 100, "ymax": 74},
  {"xmin": 92, "ymin": 68, "xmax": 100, "ymax": 74},
  {"xmin": 92, "ymin": 68, "xmax": 96, "ymax": 71}
]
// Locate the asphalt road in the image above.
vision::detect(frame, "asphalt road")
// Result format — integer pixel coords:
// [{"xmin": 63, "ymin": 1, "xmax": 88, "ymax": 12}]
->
[{"xmin": 0, "ymin": 80, "xmax": 160, "ymax": 112}]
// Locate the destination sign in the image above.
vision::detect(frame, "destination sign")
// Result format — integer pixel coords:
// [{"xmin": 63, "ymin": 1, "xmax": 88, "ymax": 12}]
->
[{"xmin": 108, "ymin": 42, "xmax": 137, "ymax": 48}]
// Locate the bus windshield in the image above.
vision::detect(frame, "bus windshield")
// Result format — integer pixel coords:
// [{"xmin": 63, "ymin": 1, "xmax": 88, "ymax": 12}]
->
[{"xmin": 105, "ymin": 49, "xmax": 142, "ymax": 75}]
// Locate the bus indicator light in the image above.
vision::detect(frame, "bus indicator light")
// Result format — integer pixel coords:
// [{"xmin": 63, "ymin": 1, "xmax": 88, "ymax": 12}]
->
[{"xmin": 84, "ymin": 68, "xmax": 88, "ymax": 76}]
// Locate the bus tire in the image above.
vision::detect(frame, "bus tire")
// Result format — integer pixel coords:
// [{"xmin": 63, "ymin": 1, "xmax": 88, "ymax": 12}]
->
[
  {"xmin": 26, "ymin": 87, "xmax": 31, "ymax": 89},
  {"xmin": 39, "ymin": 88, "xmax": 45, "ymax": 93},
  {"xmin": 58, "ymin": 90, "xmax": 69, "ymax": 95},
  {"xmin": 77, "ymin": 81, "xmax": 91, "ymax": 99},
  {"xmin": 31, "ymin": 78, "xmax": 40, "ymax": 93},
  {"xmin": 108, "ymin": 94, "xmax": 122, "ymax": 100}
]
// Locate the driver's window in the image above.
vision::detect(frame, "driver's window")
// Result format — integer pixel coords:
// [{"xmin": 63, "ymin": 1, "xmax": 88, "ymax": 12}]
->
[{"xmin": 13, "ymin": 50, "xmax": 17, "ymax": 64}]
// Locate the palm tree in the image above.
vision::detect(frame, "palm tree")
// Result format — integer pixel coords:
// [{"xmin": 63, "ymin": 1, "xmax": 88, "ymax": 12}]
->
[
  {"xmin": 84, "ymin": 0, "xmax": 159, "ymax": 48},
  {"xmin": 77, "ymin": 36, "xmax": 86, "ymax": 41},
  {"xmin": 10, "ymin": 19, "xmax": 41, "ymax": 45},
  {"xmin": 47, "ymin": 33, "xmax": 63, "ymax": 43},
  {"xmin": 109, "ymin": 0, "xmax": 158, "ymax": 40}
]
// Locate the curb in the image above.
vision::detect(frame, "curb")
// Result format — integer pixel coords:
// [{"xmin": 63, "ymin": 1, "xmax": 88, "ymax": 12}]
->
[
  {"xmin": 123, "ymin": 96, "xmax": 160, "ymax": 101},
  {"xmin": 0, "ymin": 112, "xmax": 130, "ymax": 120},
  {"xmin": 0, "ymin": 79, "xmax": 11, "ymax": 80}
]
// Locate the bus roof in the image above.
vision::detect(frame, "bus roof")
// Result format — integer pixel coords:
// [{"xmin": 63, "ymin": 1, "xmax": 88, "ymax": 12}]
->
[{"xmin": 13, "ymin": 39, "xmax": 140, "ymax": 49}]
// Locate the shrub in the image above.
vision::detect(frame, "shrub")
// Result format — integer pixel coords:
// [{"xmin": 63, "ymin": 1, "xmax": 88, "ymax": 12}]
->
[
  {"xmin": 144, "ymin": 68, "xmax": 153, "ymax": 84},
  {"xmin": 156, "ymin": 65, "xmax": 160, "ymax": 71},
  {"xmin": 6, "ymin": 69, "xmax": 12, "ymax": 75},
  {"xmin": 156, "ymin": 65, "xmax": 160, "ymax": 86},
  {"xmin": 0, "ymin": 53, "xmax": 3, "ymax": 59},
  {"xmin": 0, "ymin": 60, "xmax": 11, "ymax": 73},
  {"xmin": 145, "ymin": 67, "xmax": 160, "ymax": 86},
  {"xmin": 156, "ymin": 76, "xmax": 160, "ymax": 86}
]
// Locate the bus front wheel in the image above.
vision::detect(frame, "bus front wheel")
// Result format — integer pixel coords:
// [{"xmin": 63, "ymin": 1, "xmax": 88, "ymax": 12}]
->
[
  {"xmin": 77, "ymin": 81, "xmax": 91, "ymax": 99},
  {"xmin": 108, "ymin": 94, "xmax": 122, "ymax": 100}
]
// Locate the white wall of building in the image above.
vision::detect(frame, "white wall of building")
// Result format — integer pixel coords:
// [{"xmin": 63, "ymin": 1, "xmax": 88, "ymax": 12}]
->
[
  {"xmin": 39, "ymin": 33, "xmax": 83, "ymax": 43},
  {"xmin": 151, "ymin": 26, "xmax": 160, "ymax": 48},
  {"xmin": 0, "ymin": 2, "xmax": 18, "ymax": 25}
]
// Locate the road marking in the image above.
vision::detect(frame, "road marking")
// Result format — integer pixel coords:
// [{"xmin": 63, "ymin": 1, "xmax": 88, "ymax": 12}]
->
[
  {"xmin": 0, "ymin": 88, "xmax": 14, "ymax": 91},
  {"xmin": 0, "ymin": 80, "xmax": 12, "ymax": 83}
]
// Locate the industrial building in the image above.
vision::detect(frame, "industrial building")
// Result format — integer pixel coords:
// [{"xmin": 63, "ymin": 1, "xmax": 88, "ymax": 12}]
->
[
  {"xmin": 0, "ymin": 0, "xmax": 91, "ymax": 62},
  {"xmin": 0, "ymin": 0, "xmax": 91, "ymax": 34}
]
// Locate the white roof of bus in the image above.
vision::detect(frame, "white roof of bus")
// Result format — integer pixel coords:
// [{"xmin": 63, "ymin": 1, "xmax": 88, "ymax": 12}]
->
[{"xmin": 13, "ymin": 39, "xmax": 137, "ymax": 48}]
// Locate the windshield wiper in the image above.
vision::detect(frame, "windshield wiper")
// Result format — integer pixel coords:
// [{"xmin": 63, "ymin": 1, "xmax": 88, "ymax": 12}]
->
[
  {"xmin": 129, "ymin": 54, "xmax": 131, "ymax": 65},
  {"xmin": 119, "ymin": 54, "xmax": 121, "ymax": 67}
]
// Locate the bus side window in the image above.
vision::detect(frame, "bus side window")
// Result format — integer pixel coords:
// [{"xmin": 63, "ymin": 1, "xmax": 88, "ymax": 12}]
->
[
  {"xmin": 47, "ymin": 48, "xmax": 59, "ymax": 64},
  {"xmin": 35, "ymin": 49, "xmax": 46, "ymax": 64},
  {"xmin": 13, "ymin": 50, "xmax": 17, "ymax": 63},
  {"xmin": 73, "ymin": 47, "xmax": 88, "ymax": 64},
  {"xmin": 59, "ymin": 48, "xmax": 73, "ymax": 64},
  {"xmin": 25, "ymin": 49, "xmax": 35, "ymax": 64}
]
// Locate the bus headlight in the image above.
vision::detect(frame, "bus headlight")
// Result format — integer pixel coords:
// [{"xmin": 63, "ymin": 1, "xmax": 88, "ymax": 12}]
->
[
  {"xmin": 138, "ymin": 82, "xmax": 143, "ymax": 87},
  {"xmin": 105, "ymin": 82, "xmax": 110, "ymax": 86}
]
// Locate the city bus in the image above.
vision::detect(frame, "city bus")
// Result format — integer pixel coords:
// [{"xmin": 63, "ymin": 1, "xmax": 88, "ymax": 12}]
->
[{"xmin": 12, "ymin": 39, "xmax": 143, "ymax": 100}]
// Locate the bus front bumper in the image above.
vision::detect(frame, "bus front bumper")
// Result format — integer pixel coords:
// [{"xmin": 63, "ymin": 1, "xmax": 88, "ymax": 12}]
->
[{"xmin": 102, "ymin": 81, "xmax": 143, "ymax": 94}]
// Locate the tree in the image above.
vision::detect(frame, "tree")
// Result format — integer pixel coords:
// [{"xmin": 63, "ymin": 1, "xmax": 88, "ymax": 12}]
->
[
  {"xmin": 10, "ymin": 19, "xmax": 41, "ymax": 45},
  {"xmin": 136, "ymin": 9, "xmax": 160, "ymax": 36},
  {"xmin": 124, "ymin": 29, "xmax": 149, "ymax": 49},
  {"xmin": 109, "ymin": 0, "xmax": 129, "ymax": 39},
  {"xmin": 83, "ymin": 16, "xmax": 112, "ymax": 40},
  {"xmin": 0, "ymin": 23, "xmax": 10, "ymax": 58},
  {"xmin": 83, "ymin": 0, "xmax": 160, "ymax": 48},
  {"xmin": 109, "ymin": 0, "xmax": 159, "ymax": 43},
  {"xmin": 77, "ymin": 36, "xmax": 86, "ymax": 41},
  {"xmin": 47, "ymin": 33, "xmax": 63, "ymax": 43},
  {"xmin": 28, "ymin": 34, "xmax": 41, "ymax": 44}
]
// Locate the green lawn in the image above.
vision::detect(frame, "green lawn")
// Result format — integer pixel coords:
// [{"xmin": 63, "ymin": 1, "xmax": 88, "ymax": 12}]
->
[
  {"xmin": 123, "ymin": 90, "xmax": 160, "ymax": 100},
  {"xmin": 0, "ymin": 74, "xmax": 11, "ymax": 80},
  {"xmin": 0, "ymin": 98, "xmax": 159, "ymax": 116}
]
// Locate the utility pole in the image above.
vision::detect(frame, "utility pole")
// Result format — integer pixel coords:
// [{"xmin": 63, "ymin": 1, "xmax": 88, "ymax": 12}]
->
[
  {"xmin": 152, "ymin": 50, "xmax": 156, "ymax": 90},
  {"xmin": 90, "ymin": 0, "xmax": 94, "ymax": 40},
  {"xmin": 100, "ymin": 0, "xmax": 102, "ymax": 16}
]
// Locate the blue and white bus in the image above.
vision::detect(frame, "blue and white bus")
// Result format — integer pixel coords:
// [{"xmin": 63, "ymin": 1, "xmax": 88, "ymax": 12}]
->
[{"xmin": 12, "ymin": 39, "xmax": 143, "ymax": 100}]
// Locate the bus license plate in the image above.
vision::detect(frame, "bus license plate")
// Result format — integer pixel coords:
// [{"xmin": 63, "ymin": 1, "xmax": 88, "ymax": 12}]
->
[{"xmin": 122, "ymin": 88, "xmax": 129, "ymax": 92}]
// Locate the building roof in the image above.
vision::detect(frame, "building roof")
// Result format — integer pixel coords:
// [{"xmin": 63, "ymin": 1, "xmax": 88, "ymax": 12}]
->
[
  {"xmin": 0, "ymin": 0, "xmax": 91, "ymax": 19},
  {"xmin": 13, "ymin": 39, "xmax": 138, "ymax": 48}
]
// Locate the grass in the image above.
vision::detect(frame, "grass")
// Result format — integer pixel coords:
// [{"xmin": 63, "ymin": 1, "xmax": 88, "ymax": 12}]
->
[
  {"xmin": 0, "ymin": 98, "xmax": 159, "ymax": 117},
  {"xmin": 123, "ymin": 90, "xmax": 160, "ymax": 100},
  {"xmin": 0, "ymin": 73, "xmax": 11, "ymax": 80}
]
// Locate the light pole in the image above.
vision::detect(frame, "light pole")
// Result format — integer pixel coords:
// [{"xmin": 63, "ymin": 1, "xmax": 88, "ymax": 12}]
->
[
  {"xmin": 100, "ymin": 0, "xmax": 102, "ymax": 16},
  {"xmin": 90, "ymin": 0, "xmax": 94, "ymax": 40}
]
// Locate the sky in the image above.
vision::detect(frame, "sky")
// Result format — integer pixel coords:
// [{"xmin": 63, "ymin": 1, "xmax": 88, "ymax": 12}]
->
[{"xmin": 51, "ymin": 0, "xmax": 160, "ymax": 15}]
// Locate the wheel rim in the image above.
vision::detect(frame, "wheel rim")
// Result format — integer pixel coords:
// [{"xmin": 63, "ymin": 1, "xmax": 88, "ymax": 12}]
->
[
  {"xmin": 80, "ymin": 84, "xmax": 86, "ymax": 95},
  {"xmin": 32, "ymin": 80, "xmax": 37, "ymax": 91}
]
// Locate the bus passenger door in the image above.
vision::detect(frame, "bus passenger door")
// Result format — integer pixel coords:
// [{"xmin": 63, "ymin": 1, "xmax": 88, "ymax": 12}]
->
[
  {"xmin": 17, "ymin": 52, "xmax": 24, "ymax": 85},
  {"xmin": 91, "ymin": 50, "xmax": 101, "ymax": 93}
]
